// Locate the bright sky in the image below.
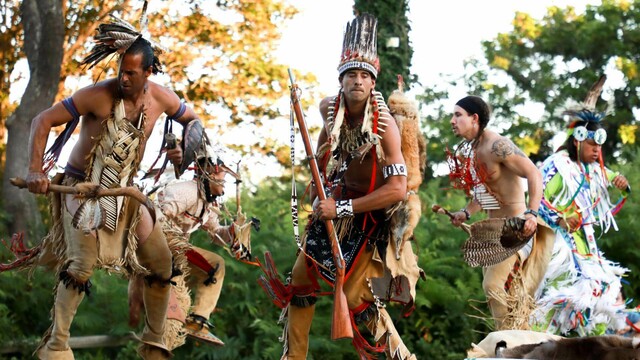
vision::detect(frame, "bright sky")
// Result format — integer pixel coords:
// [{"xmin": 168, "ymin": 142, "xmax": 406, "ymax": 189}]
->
[
  {"xmin": 278, "ymin": 0, "xmax": 595, "ymax": 99},
  {"xmin": 271, "ymin": 0, "xmax": 597, "ymax": 179},
  {"xmin": 273, "ymin": 0, "xmax": 597, "ymax": 170}
]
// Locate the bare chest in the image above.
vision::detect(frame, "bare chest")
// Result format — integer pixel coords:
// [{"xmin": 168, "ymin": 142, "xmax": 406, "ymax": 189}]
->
[
  {"xmin": 474, "ymin": 150, "xmax": 501, "ymax": 184},
  {"xmin": 342, "ymin": 151, "xmax": 383, "ymax": 192}
]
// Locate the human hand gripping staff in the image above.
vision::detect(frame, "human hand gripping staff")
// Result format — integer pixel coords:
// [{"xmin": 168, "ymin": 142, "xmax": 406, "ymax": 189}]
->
[{"xmin": 288, "ymin": 68, "xmax": 353, "ymax": 340}]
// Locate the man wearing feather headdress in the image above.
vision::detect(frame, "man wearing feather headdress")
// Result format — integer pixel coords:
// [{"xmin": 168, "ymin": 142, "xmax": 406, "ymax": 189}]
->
[
  {"xmin": 277, "ymin": 13, "xmax": 422, "ymax": 360},
  {"xmin": 24, "ymin": 9, "xmax": 202, "ymax": 359},
  {"xmin": 128, "ymin": 144, "xmax": 254, "ymax": 350},
  {"xmin": 531, "ymin": 76, "xmax": 630, "ymax": 336},
  {"xmin": 447, "ymin": 95, "xmax": 555, "ymax": 330}
]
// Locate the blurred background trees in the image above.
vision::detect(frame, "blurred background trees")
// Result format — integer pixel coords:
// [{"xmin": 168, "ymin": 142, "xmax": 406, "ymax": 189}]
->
[
  {"xmin": 353, "ymin": 0, "xmax": 416, "ymax": 98},
  {"xmin": 1, "ymin": 0, "xmax": 640, "ymax": 359}
]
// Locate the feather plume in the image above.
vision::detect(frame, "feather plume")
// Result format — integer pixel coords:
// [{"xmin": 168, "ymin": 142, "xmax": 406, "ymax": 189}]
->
[
  {"xmin": 337, "ymin": 14, "xmax": 380, "ymax": 77},
  {"xmin": 583, "ymin": 75, "xmax": 606, "ymax": 110},
  {"xmin": 72, "ymin": 199, "xmax": 106, "ymax": 233},
  {"xmin": 139, "ymin": 1, "xmax": 149, "ymax": 36},
  {"xmin": 81, "ymin": 21, "xmax": 141, "ymax": 69},
  {"xmin": 558, "ymin": 75, "xmax": 609, "ymax": 125},
  {"xmin": 461, "ymin": 217, "xmax": 531, "ymax": 267},
  {"xmin": 80, "ymin": 9, "xmax": 168, "ymax": 71}
]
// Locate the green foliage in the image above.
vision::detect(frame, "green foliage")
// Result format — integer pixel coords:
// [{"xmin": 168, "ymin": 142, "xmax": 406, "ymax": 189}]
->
[
  {"xmin": 475, "ymin": 1, "xmax": 640, "ymax": 163},
  {"xmin": 416, "ymin": 83, "xmax": 461, "ymax": 179},
  {"xmin": 0, "ymin": 268, "xmax": 55, "ymax": 357},
  {"xmin": 354, "ymin": 0, "xmax": 415, "ymax": 98},
  {"xmin": 407, "ymin": 177, "xmax": 491, "ymax": 359},
  {"xmin": 6, "ymin": 3, "xmax": 640, "ymax": 359},
  {"xmin": 0, "ymin": 175, "xmax": 493, "ymax": 359}
]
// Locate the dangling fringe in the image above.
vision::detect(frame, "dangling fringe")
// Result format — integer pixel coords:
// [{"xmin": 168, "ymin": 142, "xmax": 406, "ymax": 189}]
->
[
  {"xmin": 501, "ymin": 267, "xmax": 535, "ymax": 330},
  {"xmin": 350, "ymin": 307, "xmax": 386, "ymax": 360},
  {"xmin": 329, "ymin": 92, "xmax": 346, "ymax": 154},
  {"xmin": 163, "ymin": 225, "xmax": 192, "ymax": 350},
  {"xmin": 334, "ymin": 217, "xmax": 354, "ymax": 249},
  {"xmin": 164, "ymin": 298, "xmax": 187, "ymax": 349},
  {"xmin": 358, "ymin": 304, "xmax": 416, "ymax": 360},
  {"xmin": 257, "ymin": 252, "xmax": 292, "ymax": 309},
  {"xmin": 0, "ymin": 233, "xmax": 42, "ymax": 272},
  {"xmin": 123, "ymin": 199, "xmax": 148, "ymax": 275},
  {"xmin": 278, "ymin": 306, "xmax": 289, "ymax": 359}
]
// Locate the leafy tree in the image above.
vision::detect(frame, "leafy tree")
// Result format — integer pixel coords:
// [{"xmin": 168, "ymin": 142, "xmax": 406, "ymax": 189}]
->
[
  {"xmin": 1, "ymin": 0, "xmax": 315, "ymax": 237},
  {"xmin": 478, "ymin": 0, "xmax": 640, "ymax": 163},
  {"xmin": 0, "ymin": 0, "xmax": 21, "ymax": 145},
  {"xmin": 353, "ymin": 0, "xmax": 415, "ymax": 98},
  {"xmin": 2, "ymin": 0, "xmax": 64, "ymax": 238}
]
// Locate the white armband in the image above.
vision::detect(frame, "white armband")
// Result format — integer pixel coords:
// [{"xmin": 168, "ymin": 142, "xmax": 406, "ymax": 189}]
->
[{"xmin": 382, "ymin": 164, "xmax": 407, "ymax": 179}]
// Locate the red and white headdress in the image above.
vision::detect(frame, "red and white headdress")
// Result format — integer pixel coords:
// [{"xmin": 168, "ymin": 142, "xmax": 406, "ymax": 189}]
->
[{"xmin": 337, "ymin": 13, "xmax": 380, "ymax": 78}]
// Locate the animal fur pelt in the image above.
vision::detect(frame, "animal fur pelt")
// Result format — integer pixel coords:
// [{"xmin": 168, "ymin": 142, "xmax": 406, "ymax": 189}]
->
[
  {"xmin": 387, "ymin": 78, "xmax": 426, "ymax": 259},
  {"xmin": 497, "ymin": 335, "xmax": 640, "ymax": 360},
  {"xmin": 466, "ymin": 330, "xmax": 563, "ymax": 358},
  {"xmin": 387, "ymin": 78, "xmax": 426, "ymax": 191}
]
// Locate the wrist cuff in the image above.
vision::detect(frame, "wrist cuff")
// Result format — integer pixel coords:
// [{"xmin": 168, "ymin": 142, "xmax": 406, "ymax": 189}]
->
[
  {"xmin": 460, "ymin": 208, "xmax": 471, "ymax": 220},
  {"xmin": 336, "ymin": 200, "xmax": 354, "ymax": 218},
  {"xmin": 524, "ymin": 209, "xmax": 539, "ymax": 218}
]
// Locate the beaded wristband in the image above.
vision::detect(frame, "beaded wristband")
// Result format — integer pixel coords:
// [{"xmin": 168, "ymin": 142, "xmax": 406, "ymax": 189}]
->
[
  {"xmin": 460, "ymin": 208, "xmax": 471, "ymax": 220},
  {"xmin": 336, "ymin": 199, "xmax": 354, "ymax": 218}
]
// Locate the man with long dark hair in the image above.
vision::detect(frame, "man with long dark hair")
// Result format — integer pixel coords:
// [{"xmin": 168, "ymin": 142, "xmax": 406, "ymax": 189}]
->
[
  {"xmin": 447, "ymin": 95, "xmax": 554, "ymax": 330},
  {"xmin": 24, "ymin": 14, "xmax": 200, "ymax": 359}
]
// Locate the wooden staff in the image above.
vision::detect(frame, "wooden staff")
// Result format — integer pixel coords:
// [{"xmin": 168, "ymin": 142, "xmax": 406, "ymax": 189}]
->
[
  {"xmin": 10, "ymin": 177, "xmax": 156, "ymax": 223},
  {"xmin": 288, "ymin": 69, "xmax": 353, "ymax": 340},
  {"xmin": 431, "ymin": 204, "xmax": 470, "ymax": 233}
]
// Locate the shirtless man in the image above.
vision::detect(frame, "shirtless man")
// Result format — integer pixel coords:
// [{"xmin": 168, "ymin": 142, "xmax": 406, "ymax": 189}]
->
[
  {"xmin": 448, "ymin": 95, "xmax": 553, "ymax": 330},
  {"xmin": 25, "ymin": 35, "xmax": 197, "ymax": 359},
  {"xmin": 281, "ymin": 13, "xmax": 421, "ymax": 360}
]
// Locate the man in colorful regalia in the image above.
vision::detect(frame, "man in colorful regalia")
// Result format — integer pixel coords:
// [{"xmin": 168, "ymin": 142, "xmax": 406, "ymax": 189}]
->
[
  {"xmin": 23, "ymin": 11, "xmax": 201, "ymax": 359},
  {"xmin": 132, "ymin": 144, "xmax": 253, "ymax": 350},
  {"xmin": 278, "ymin": 13, "xmax": 423, "ymax": 360},
  {"xmin": 532, "ymin": 76, "xmax": 630, "ymax": 336},
  {"xmin": 447, "ymin": 95, "xmax": 555, "ymax": 330}
]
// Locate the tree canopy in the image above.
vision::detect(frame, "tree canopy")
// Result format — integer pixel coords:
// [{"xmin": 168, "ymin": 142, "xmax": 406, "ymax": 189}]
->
[
  {"xmin": 354, "ymin": 0, "xmax": 415, "ymax": 98},
  {"xmin": 2, "ymin": 1, "xmax": 640, "ymax": 359},
  {"xmin": 479, "ymin": 0, "xmax": 640, "ymax": 163}
]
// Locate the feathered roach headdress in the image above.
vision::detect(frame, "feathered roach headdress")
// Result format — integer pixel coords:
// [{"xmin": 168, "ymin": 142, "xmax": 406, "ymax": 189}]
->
[
  {"xmin": 80, "ymin": 1, "xmax": 167, "ymax": 73},
  {"xmin": 562, "ymin": 75, "xmax": 610, "ymax": 184},
  {"xmin": 41, "ymin": 2, "xmax": 168, "ymax": 173},
  {"xmin": 564, "ymin": 75, "xmax": 608, "ymax": 137},
  {"xmin": 196, "ymin": 143, "xmax": 240, "ymax": 180},
  {"xmin": 337, "ymin": 13, "xmax": 380, "ymax": 78}
]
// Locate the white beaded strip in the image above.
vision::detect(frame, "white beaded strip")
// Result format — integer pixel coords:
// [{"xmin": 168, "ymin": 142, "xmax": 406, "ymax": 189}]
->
[
  {"xmin": 336, "ymin": 199, "xmax": 354, "ymax": 218},
  {"xmin": 382, "ymin": 163, "xmax": 407, "ymax": 179}
]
